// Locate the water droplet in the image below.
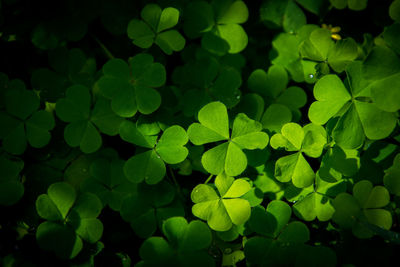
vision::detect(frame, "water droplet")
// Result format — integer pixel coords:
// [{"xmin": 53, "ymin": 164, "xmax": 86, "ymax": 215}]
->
[
  {"xmin": 236, "ymin": 95, "xmax": 240, "ymax": 99},
  {"xmin": 156, "ymin": 155, "xmax": 161, "ymax": 159},
  {"xmin": 308, "ymin": 74, "xmax": 314, "ymax": 79}
]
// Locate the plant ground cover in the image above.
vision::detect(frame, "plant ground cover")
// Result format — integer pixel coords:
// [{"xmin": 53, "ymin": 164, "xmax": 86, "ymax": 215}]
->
[{"xmin": 1, "ymin": 0, "xmax": 400, "ymax": 266}]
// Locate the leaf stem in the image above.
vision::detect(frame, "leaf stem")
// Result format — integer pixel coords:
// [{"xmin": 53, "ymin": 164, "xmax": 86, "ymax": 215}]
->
[
  {"xmin": 204, "ymin": 174, "xmax": 214, "ymax": 184},
  {"xmin": 91, "ymin": 34, "xmax": 115, "ymax": 60},
  {"xmin": 168, "ymin": 166, "xmax": 181, "ymax": 193}
]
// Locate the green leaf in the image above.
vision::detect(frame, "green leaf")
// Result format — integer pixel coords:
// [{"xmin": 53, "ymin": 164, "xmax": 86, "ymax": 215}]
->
[
  {"xmin": 127, "ymin": 20, "xmax": 155, "ymax": 48},
  {"xmin": 56, "ymin": 85, "xmax": 90, "ymax": 122},
  {"xmin": 278, "ymin": 221, "xmax": 310, "ymax": 243},
  {"xmin": 390, "ymin": 0, "xmax": 400, "ymax": 22},
  {"xmin": 36, "ymin": 222, "xmax": 83, "ymax": 259},
  {"xmin": 188, "ymin": 102, "xmax": 229, "ymax": 145},
  {"xmin": 191, "ymin": 178, "xmax": 251, "ymax": 231},
  {"xmin": 124, "ymin": 150, "xmax": 166, "ymax": 184},
  {"xmin": 270, "ymin": 123, "xmax": 304, "ymax": 151},
  {"xmin": 183, "ymin": 1, "xmax": 215, "ymax": 38},
  {"xmin": 332, "ymin": 180, "xmax": 393, "ymax": 238},
  {"xmin": 231, "ymin": 113, "xmax": 269, "ymax": 150},
  {"xmin": 47, "ymin": 182, "xmax": 77, "ymax": 219},
  {"xmin": 384, "ymin": 154, "xmax": 400, "ymax": 196},
  {"xmin": 97, "ymin": 55, "xmax": 165, "ymax": 117},
  {"xmin": 261, "ymin": 104, "xmax": 292, "ymax": 133},
  {"xmin": 327, "ymin": 38, "xmax": 358, "ymax": 72},
  {"xmin": 0, "ymin": 155, "xmax": 24, "ymax": 206},
  {"xmin": 25, "ymin": 110, "xmax": 55, "ymax": 148},
  {"xmin": 300, "ymin": 28, "xmax": 333, "ymax": 61},
  {"xmin": 156, "ymin": 125, "xmax": 189, "ymax": 164},
  {"xmin": 215, "ymin": 0, "xmax": 249, "ymax": 24},
  {"xmin": 292, "ymin": 175, "xmax": 345, "ymax": 222},
  {"xmin": 216, "ymin": 24, "xmax": 248, "ymax": 54},
  {"xmin": 82, "ymin": 159, "xmax": 137, "ymax": 211},
  {"xmin": 90, "ymin": 97, "xmax": 124, "ymax": 136},
  {"xmin": 260, "ymin": 0, "xmax": 306, "ymax": 32},
  {"xmin": 157, "ymin": 7, "xmax": 180, "ymax": 32},
  {"xmin": 119, "ymin": 120, "xmax": 157, "ymax": 149},
  {"xmin": 308, "ymin": 74, "xmax": 351, "ymax": 125},
  {"xmin": 64, "ymin": 120, "xmax": 102, "ymax": 153},
  {"xmin": 155, "ymin": 30, "xmax": 186, "ymax": 54},
  {"xmin": 4, "ymin": 86, "xmax": 39, "ymax": 120},
  {"xmin": 275, "ymin": 152, "xmax": 315, "ymax": 188}
]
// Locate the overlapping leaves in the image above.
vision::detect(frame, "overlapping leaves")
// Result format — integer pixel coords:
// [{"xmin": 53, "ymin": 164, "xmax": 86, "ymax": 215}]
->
[
  {"xmin": 332, "ymin": 180, "xmax": 392, "ymax": 238},
  {"xmin": 0, "ymin": 79, "xmax": 55, "ymax": 155},
  {"xmin": 191, "ymin": 173, "xmax": 252, "ymax": 231},
  {"xmin": 245, "ymin": 200, "xmax": 336, "ymax": 266},
  {"xmin": 183, "ymin": 0, "xmax": 249, "ymax": 54},
  {"xmin": 35, "ymin": 182, "xmax": 103, "ymax": 259},
  {"xmin": 81, "ymin": 158, "xmax": 137, "ymax": 211},
  {"xmin": 308, "ymin": 61, "xmax": 397, "ymax": 149},
  {"xmin": 270, "ymin": 122, "xmax": 327, "ymax": 188},
  {"xmin": 56, "ymin": 85, "xmax": 123, "ymax": 153},
  {"xmin": 137, "ymin": 217, "xmax": 214, "ymax": 267},
  {"xmin": 120, "ymin": 180, "xmax": 184, "ymax": 238},
  {"xmin": 123, "ymin": 122, "xmax": 188, "ymax": 184},
  {"xmin": 300, "ymin": 27, "xmax": 358, "ymax": 73}
]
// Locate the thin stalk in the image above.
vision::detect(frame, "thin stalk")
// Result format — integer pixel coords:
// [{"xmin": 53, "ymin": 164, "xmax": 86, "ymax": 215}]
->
[
  {"xmin": 204, "ymin": 174, "xmax": 214, "ymax": 184},
  {"xmin": 91, "ymin": 34, "xmax": 114, "ymax": 59}
]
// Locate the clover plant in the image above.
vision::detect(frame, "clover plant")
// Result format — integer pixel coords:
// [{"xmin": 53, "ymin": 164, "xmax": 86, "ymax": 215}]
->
[{"xmin": 1, "ymin": 0, "xmax": 400, "ymax": 266}]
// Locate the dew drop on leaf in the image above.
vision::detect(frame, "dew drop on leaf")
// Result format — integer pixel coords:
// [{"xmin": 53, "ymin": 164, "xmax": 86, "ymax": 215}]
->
[{"xmin": 308, "ymin": 74, "xmax": 314, "ymax": 79}]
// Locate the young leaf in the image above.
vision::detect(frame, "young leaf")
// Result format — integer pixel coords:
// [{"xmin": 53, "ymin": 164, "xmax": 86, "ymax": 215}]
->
[{"xmin": 191, "ymin": 174, "xmax": 251, "ymax": 231}]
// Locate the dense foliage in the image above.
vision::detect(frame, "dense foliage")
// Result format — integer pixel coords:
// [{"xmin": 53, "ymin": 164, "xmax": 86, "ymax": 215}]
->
[{"xmin": 1, "ymin": 0, "xmax": 400, "ymax": 266}]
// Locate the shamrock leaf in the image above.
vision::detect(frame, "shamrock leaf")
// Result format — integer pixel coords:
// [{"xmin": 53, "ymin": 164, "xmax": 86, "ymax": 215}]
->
[
  {"xmin": 136, "ymin": 217, "xmax": 215, "ymax": 267},
  {"xmin": 127, "ymin": 4, "xmax": 186, "ymax": 54},
  {"xmin": 330, "ymin": 0, "xmax": 368, "ymax": 10},
  {"xmin": 191, "ymin": 173, "xmax": 251, "ymax": 231},
  {"xmin": 36, "ymin": 182, "xmax": 103, "ymax": 259},
  {"xmin": 260, "ymin": 0, "xmax": 306, "ymax": 33},
  {"xmin": 56, "ymin": 85, "xmax": 123, "ymax": 153},
  {"xmin": 270, "ymin": 122, "xmax": 327, "ymax": 188},
  {"xmin": 0, "ymin": 81, "xmax": 55, "ymax": 155},
  {"xmin": 383, "ymin": 153, "xmax": 400, "ymax": 196},
  {"xmin": 188, "ymin": 101, "xmax": 269, "ymax": 176},
  {"xmin": 300, "ymin": 27, "xmax": 358, "ymax": 73},
  {"xmin": 31, "ymin": 47, "xmax": 96, "ymax": 102},
  {"xmin": 308, "ymin": 62, "xmax": 397, "ymax": 149},
  {"xmin": 0, "ymin": 155, "xmax": 24, "ymax": 206},
  {"xmin": 245, "ymin": 200, "xmax": 335, "ymax": 266},
  {"xmin": 332, "ymin": 180, "xmax": 392, "ymax": 238},
  {"xmin": 362, "ymin": 46, "xmax": 400, "ymax": 112},
  {"xmin": 120, "ymin": 181, "xmax": 184, "ymax": 238},
  {"xmin": 292, "ymin": 174, "xmax": 347, "ymax": 221},
  {"xmin": 81, "ymin": 158, "xmax": 137, "ymax": 211},
  {"xmin": 96, "ymin": 54, "xmax": 166, "ymax": 117},
  {"xmin": 123, "ymin": 124, "xmax": 188, "ymax": 184},
  {"xmin": 183, "ymin": 0, "xmax": 249, "ymax": 54}
]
